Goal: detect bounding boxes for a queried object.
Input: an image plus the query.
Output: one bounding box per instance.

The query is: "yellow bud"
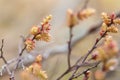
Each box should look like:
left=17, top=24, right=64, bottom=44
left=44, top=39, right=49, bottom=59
left=35, top=55, right=42, bottom=63
left=107, top=25, right=118, bottom=33
left=46, top=15, right=52, bottom=20
left=41, top=33, right=51, bottom=42
left=26, top=45, right=34, bottom=52
left=32, top=63, right=41, bottom=76
left=113, top=18, right=120, bottom=24
left=25, top=39, right=35, bottom=52
left=43, top=19, right=48, bottom=24
left=101, top=23, right=108, bottom=31
left=42, top=15, right=52, bottom=24
left=101, top=12, right=108, bottom=19
left=30, top=26, right=40, bottom=35
left=35, top=34, right=42, bottom=41
left=101, top=12, right=111, bottom=25
left=38, top=70, right=48, bottom=80
left=26, top=65, right=33, bottom=72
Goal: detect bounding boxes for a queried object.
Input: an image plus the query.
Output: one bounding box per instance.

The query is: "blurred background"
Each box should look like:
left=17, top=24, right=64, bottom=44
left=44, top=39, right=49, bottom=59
left=0, top=0, right=120, bottom=80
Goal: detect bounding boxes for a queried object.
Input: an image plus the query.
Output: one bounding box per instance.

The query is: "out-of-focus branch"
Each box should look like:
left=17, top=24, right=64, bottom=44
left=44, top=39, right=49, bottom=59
left=11, top=34, right=40, bottom=79
left=82, top=0, right=90, bottom=9
left=0, top=39, right=7, bottom=64
left=0, top=39, right=13, bottom=80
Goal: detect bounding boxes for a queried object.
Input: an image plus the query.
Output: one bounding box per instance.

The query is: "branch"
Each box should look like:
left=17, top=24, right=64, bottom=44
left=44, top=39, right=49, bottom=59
left=71, top=61, right=100, bottom=79
left=82, top=0, right=90, bottom=9
left=10, top=34, right=38, bottom=79
left=68, top=27, right=73, bottom=68
left=56, top=61, right=100, bottom=80
left=81, top=31, right=107, bottom=63
left=0, top=39, right=7, bottom=64
left=0, top=39, right=14, bottom=80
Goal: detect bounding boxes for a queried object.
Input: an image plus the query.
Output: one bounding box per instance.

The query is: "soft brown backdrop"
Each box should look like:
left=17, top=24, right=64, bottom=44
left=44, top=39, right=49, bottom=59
left=0, top=0, right=120, bottom=80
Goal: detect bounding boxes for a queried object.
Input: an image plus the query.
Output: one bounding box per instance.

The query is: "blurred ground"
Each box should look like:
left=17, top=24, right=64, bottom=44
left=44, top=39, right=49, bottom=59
left=0, top=0, right=120, bottom=80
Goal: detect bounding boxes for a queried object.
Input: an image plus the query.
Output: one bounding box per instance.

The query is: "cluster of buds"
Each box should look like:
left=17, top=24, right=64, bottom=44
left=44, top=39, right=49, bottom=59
left=67, top=8, right=95, bottom=27
left=100, top=12, right=120, bottom=36
left=92, top=36, right=118, bottom=62
left=25, top=39, right=35, bottom=52
left=25, top=15, right=52, bottom=52
left=92, top=36, right=119, bottom=70
left=92, top=36, right=119, bottom=79
left=91, top=12, right=120, bottom=80
left=21, top=55, right=48, bottom=80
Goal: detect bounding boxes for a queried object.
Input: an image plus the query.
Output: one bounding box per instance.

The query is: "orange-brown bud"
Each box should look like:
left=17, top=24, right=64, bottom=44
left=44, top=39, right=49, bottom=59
left=67, top=9, right=78, bottom=27
left=78, top=8, right=95, bottom=20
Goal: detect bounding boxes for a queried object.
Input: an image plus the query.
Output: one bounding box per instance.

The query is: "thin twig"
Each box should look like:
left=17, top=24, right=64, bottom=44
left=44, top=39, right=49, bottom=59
left=0, top=39, right=7, bottom=64
left=82, top=31, right=107, bottom=63
left=56, top=61, right=99, bottom=80
left=68, top=27, right=73, bottom=68
left=57, top=0, right=92, bottom=79
left=0, top=39, right=14, bottom=80
left=11, top=33, right=40, bottom=79
left=72, top=61, right=100, bottom=79
left=14, top=33, right=39, bottom=70
left=56, top=68, right=70, bottom=80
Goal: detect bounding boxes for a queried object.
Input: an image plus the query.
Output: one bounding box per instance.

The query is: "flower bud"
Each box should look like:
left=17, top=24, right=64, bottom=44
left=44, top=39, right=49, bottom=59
left=42, top=15, right=52, bottom=24
left=103, top=58, right=118, bottom=71
left=41, top=33, right=51, bottom=42
left=113, top=18, right=120, bottom=24
left=67, top=9, right=78, bottom=27
left=30, top=26, right=40, bottom=35
left=110, top=12, right=116, bottom=20
left=25, top=39, right=35, bottom=52
left=35, top=55, right=42, bottom=63
left=91, top=51, right=99, bottom=60
left=101, top=12, right=111, bottom=25
left=26, top=45, right=35, bottom=52
left=101, top=23, right=108, bottom=31
left=35, top=34, right=42, bottom=41
left=85, top=71, right=91, bottom=77
left=107, top=25, right=118, bottom=33
left=97, top=47, right=109, bottom=61
left=78, top=8, right=95, bottom=20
